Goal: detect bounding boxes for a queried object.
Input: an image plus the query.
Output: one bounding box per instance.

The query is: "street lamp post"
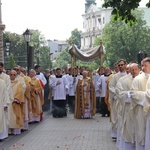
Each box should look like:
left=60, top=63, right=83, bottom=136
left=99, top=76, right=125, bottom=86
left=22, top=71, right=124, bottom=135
left=23, top=29, right=32, bottom=73
left=36, top=50, right=40, bottom=65
left=137, top=51, right=147, bottom=65
left=5, top=39, right=11, bottom=57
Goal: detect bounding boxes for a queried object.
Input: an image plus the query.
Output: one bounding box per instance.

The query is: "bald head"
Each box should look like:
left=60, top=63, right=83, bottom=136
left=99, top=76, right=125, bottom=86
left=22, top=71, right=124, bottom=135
left=130, top=63, right=140, bottom=78
left=82, top=70, right=88, bottom=78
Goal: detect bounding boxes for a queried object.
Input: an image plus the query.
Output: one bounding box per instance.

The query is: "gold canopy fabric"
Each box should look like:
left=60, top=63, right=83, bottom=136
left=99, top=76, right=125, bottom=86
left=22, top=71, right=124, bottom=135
left=68, top=44, right=105, bottom=61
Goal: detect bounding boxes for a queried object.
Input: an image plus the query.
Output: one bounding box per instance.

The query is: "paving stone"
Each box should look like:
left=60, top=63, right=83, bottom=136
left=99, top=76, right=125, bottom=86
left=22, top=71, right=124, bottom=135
left=8, top=113, right=118, bottom=150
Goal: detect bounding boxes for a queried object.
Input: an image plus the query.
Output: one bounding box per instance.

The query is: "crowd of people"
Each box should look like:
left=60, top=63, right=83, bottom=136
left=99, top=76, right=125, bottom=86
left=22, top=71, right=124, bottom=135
left=1, top=57, right=150, bottom=150
left=107, top=58, right=150, bottom=150
left=0, top=63, right=46, bottom=141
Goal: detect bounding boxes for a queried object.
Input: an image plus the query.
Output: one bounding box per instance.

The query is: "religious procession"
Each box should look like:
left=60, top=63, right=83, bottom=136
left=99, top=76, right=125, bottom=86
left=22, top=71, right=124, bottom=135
left=0, top=61, right=97, bottom=140
left=1, top=54, right=150, bottom=150
left=1, top=38, right=150, bottom=150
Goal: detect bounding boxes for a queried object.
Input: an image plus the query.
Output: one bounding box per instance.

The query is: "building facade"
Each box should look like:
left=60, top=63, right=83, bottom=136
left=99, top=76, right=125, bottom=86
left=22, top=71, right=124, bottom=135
left=81, top=1, right=150, bottom=50
left=47, top=39, right=67, bottom=62
left=81, top=2, right=112, bottom=49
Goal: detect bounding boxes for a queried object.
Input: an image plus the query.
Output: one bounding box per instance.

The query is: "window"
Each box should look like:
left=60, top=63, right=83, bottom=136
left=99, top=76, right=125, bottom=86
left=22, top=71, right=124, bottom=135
left=103, top=17, right=105, bottom=24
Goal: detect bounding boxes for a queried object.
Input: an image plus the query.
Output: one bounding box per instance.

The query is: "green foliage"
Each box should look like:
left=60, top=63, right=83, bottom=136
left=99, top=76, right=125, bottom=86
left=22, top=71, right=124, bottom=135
left=54, top=28, right=81, bottom=69
left=3, top=32, right=26, bottom=67
left=54, top=28, right=100, bottom=70
left=7, top=53, right=16, bottom=69
left=39, top=46, right=52, bottom=71
left=67, top=28, right=82, bottom=48
left=98, top=10, right=150, bottom=67
left=102, top=0, right=150, bottom=24
left=3, top=30, right=52, bottom=71
left=76, top=59, right=100, bottom=71
left=53, top=50, right=71, bottom=69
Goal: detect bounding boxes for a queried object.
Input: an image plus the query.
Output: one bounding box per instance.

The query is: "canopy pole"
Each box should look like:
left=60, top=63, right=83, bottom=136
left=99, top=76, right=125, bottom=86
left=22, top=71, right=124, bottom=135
left=70, top=41, right=76, bottom=69
left=99, top=40, right=104, bottom=67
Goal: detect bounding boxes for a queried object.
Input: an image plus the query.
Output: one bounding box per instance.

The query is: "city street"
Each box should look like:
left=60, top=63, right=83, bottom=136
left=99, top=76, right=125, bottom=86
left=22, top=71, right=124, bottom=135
left=0, top=112, right=117, bottom=150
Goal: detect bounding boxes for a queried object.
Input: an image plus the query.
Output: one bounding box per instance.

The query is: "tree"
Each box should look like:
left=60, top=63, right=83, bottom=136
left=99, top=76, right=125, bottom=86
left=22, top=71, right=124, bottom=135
left=97, top=10, right=150, bottom=67
left=76, top=59, right=100, bottom=70
left=102, top=0, right=150, bottom=24
left=7, top=53, right=16, bottom=69
left=40, top=46, right=52, bottom=71
left=53, top=50, right=71, bottom=69
left=3, top=32, right=26, bottom=67
left=67, top=28, right=82, bottom=49
left=3, top=30, right=51, bottom=70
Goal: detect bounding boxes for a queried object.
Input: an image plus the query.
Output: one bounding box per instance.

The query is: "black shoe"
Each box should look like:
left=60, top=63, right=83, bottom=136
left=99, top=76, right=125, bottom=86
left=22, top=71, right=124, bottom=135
left=112, top=137, right=117, bottom=142
left=106, top=114, right=110, bottom=117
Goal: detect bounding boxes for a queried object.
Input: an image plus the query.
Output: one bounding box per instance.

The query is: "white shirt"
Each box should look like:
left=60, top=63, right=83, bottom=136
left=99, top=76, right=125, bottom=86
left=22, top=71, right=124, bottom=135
left=36, top=72, right=47, bottom=86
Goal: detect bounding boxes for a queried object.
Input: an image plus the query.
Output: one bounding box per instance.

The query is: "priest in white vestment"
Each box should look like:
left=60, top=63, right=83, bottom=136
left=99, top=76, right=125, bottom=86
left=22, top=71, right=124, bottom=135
left=0, top=62, right=12, bottom=140
left=130, top=57, right=150, bottom=150
left=0, top=79, right=10, bottom=140
left=116, top=63, right=140, bottom=150
left=144, top=77, right=150, bottom=150
left=109, top=59, right=127, bottom=140
left=143, top=61, right=150, bottom=150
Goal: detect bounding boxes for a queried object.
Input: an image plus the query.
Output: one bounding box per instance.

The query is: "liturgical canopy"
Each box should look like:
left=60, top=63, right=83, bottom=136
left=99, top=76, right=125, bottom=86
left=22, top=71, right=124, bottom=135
left=68, top=44, right=105, bottom=62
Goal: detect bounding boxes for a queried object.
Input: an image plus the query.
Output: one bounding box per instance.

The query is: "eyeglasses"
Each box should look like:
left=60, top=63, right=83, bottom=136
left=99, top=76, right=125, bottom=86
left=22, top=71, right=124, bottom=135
left=118, top=64, right=125, bottom=67
left=14, top=68, right=19, bottom=71
left=10, top=74, right=16, bottom=76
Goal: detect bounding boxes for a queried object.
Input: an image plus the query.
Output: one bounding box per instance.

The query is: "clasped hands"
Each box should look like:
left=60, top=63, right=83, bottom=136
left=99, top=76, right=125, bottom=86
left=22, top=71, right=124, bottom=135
left=56, top=81, right=61, bottom=86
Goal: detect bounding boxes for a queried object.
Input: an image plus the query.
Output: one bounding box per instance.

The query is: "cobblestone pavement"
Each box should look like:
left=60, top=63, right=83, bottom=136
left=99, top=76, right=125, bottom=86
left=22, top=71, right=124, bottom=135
left=3, top=113, right=118, bottom=150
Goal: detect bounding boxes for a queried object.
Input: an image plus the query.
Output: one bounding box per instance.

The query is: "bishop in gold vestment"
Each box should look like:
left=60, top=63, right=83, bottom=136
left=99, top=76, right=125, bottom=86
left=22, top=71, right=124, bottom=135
left=74, top=71, right=96, bottom=119
left=29, top=69, right=44, bottom=122
left=9, top=70, right=24, bottom=135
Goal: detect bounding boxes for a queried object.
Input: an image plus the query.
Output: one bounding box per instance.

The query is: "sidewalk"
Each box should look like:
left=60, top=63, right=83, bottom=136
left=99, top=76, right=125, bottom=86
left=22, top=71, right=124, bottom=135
left=7, top=113, right=117, bottom=150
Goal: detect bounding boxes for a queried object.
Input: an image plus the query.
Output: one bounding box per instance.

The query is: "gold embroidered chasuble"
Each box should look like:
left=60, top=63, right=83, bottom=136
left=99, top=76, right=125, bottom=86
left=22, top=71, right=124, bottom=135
left=74, top=77, right=96, bottom=119
left=20, top=73, right=32, bottom=117
left=29, top=77, right=44, bottom=117
left=10, top=79, right=24, bottom=128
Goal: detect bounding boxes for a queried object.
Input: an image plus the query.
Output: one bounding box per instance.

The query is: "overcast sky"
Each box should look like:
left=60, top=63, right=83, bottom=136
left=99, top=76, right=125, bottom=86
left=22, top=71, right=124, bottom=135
left=1, top=0, right=148, bottom=41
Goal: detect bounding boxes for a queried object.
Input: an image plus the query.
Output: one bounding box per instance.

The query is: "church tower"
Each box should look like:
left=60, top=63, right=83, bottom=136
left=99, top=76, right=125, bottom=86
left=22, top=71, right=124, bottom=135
left=85, top=0, right=96, bottom=13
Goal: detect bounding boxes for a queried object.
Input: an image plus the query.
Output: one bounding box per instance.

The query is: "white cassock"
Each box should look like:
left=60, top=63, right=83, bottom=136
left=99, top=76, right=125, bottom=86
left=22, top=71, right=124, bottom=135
left=50, top=75, right=69, bottom=100
left=49, top=74, right=54, bottom=112
left=49, top=74, right=69, bottom=116
left=69, top=74, right=83, bottom=96
left=115, top=74, right=135, bottom=150
left=144, top=77, right=150, bottom=150
left=36, top=72, right=47, bottom=98
left=130, top=72, right=149, bottom=150
left=0, top=79, right=9, bottom=140
left=64, top=73, right=70, bottom=95
left=93, top=73, right=101, bottom=98
left=109, top=72, right=126, bottom=138
left=68, top=74, right=82, bottom=113
left=36, top=72, right=47, bottom=86
left=97, top=74, right=110, bottom=98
